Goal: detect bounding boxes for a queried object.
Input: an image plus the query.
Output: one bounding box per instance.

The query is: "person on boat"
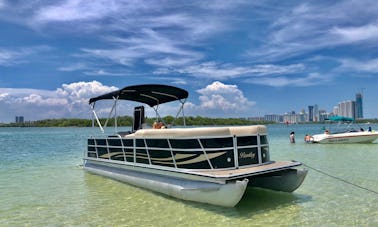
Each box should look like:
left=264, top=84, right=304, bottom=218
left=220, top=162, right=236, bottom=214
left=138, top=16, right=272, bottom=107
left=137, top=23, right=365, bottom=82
left=153, top=121, right=165, bottom=129
left=325, top=129, right=330, bottom=134
left=368, top=126, right=372, bottom=132
left=290, top=131, right=295, bottom=143
left=304, top=134, right=312, bottom=143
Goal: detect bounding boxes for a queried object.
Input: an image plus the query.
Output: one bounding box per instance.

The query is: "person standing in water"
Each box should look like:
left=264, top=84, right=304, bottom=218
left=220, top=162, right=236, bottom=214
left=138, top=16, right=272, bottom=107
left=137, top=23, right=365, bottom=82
left=290, top=131, right=295, bottom=143
left=304, top=134, right=312, bottom=143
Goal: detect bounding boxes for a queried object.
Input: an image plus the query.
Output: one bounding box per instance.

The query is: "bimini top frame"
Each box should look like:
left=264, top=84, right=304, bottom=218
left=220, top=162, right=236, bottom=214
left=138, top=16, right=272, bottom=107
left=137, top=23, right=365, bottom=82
left=89, top=84, right=188, bottom=106
left=89, top=84, right=189, bottom=132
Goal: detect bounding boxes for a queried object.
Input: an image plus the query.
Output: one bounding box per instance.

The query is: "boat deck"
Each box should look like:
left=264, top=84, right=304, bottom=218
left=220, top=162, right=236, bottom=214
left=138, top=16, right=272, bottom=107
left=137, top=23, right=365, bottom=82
left=191, top=161, right=302, bottom=179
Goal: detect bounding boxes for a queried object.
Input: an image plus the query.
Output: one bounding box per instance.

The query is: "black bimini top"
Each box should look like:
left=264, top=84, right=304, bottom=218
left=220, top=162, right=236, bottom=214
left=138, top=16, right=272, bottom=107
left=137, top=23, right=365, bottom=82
left=89, top=84, right=189, bottom=107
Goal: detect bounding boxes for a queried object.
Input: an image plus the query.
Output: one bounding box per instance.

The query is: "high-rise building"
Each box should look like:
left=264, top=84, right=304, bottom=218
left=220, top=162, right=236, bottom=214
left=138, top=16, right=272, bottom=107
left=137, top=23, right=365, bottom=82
left=355, top=93, right=363, bottom=119
left=338, top=101, right=355, bottom=119
left=308, top=106, right=314, bottom=122
left=299, top=109, right=306, bottom=122
left=283, top=113, right=298, bottom=124
left=15, top=116, right=24, bottom=123
left=333, top=106, right=339, bottom=116
left=318, top=110, right=329, bottom=122
left=314, top=104, right=319, bottom=122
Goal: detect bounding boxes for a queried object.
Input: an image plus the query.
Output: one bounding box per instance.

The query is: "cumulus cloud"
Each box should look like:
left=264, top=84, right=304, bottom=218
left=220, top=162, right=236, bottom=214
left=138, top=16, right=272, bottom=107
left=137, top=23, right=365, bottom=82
left=187, top=81, right=255, bottom=116
left=56, top=81, right=116, bottom=100
left=0, top=80, right=257, bottom=122
left=0, top=81, right=117, bottom=122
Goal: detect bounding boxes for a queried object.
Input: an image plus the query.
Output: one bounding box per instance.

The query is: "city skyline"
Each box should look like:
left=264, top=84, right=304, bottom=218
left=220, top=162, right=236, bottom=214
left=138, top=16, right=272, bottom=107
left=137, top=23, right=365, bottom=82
left=1, top=1, right=378, bottom=122
left=7, top=92, right=372, bottom=124
left=264, top=93, right=365, bottom=123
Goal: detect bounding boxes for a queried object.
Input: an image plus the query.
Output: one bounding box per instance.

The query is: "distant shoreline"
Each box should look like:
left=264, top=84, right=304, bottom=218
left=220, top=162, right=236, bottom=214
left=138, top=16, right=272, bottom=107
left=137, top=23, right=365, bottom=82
left=1, top=116, right=377, bottom=127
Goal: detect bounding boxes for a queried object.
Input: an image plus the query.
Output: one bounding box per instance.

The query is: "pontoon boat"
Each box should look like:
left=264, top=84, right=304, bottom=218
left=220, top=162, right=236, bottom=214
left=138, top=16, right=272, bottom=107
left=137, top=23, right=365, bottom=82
left=84, top=84, right=307, bottom=207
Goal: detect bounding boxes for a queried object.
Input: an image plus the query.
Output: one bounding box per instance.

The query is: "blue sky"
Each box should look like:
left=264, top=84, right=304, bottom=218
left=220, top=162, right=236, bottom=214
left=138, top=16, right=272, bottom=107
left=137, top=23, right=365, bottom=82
left=1, top=0, right=378, bottom=122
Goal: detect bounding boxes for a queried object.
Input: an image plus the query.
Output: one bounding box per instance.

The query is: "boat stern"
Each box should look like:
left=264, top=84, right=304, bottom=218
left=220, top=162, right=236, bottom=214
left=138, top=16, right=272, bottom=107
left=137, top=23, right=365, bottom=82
left=248, top=167, right=308, bottom=192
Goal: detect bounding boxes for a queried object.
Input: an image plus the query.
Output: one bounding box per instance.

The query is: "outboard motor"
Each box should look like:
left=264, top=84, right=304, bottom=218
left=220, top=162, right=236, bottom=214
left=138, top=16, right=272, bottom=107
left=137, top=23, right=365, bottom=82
left=133, top=106, right=145, bottom=132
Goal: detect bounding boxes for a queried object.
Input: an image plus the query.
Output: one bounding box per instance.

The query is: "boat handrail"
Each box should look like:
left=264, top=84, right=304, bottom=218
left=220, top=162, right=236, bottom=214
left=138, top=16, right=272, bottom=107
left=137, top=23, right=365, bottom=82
left=86, top=130, right=270, bottom=171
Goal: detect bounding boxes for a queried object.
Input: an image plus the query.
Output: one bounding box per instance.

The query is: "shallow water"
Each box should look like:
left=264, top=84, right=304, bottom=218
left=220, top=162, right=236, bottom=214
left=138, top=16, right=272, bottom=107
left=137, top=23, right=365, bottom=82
left=1, top=125, right=377, bottom=226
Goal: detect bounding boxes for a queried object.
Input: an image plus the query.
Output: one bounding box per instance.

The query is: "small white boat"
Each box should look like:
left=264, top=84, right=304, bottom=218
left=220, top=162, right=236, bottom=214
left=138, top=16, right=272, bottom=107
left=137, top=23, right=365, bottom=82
left=84, top=84, right=307, bottom=207
left=311, top=131, right=378, bottom=144
left=311, top=116, right=378, bottom=144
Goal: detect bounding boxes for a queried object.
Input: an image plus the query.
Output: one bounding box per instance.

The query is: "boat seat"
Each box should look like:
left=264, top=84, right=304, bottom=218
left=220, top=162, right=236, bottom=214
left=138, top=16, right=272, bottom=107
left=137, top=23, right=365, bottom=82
left=125, top=125, right=267, bottom=139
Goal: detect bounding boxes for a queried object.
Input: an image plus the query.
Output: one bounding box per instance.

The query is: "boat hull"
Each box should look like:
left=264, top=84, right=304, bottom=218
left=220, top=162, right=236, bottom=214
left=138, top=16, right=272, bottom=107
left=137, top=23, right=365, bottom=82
left=84, top=161, right=248, bottom=207
left=312, top=131, right=378, bottom=144
left=83, top=159, right=307, bottom=207
left=248, top=168, right=308, bottom=192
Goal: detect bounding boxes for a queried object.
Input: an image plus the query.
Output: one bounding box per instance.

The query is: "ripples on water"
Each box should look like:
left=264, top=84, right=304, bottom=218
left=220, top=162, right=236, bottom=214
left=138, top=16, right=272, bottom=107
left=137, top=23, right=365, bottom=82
left=0, top=125, right=377, bottom=226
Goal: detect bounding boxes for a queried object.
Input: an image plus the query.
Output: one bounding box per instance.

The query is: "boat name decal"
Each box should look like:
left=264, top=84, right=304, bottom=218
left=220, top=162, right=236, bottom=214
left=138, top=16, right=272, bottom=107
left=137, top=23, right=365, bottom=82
left=239, top=152, right=256, bottom=159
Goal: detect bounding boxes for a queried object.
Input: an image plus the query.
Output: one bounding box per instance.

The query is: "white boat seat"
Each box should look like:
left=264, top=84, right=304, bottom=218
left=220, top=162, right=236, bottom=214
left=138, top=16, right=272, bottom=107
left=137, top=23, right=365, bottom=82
left=125, top=125, right=267, bottom=139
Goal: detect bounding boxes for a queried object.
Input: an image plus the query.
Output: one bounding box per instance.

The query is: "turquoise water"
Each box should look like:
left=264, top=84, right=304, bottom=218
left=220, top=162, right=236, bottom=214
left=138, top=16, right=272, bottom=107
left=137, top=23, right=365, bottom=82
left=1, top=125, right=377, bottom=226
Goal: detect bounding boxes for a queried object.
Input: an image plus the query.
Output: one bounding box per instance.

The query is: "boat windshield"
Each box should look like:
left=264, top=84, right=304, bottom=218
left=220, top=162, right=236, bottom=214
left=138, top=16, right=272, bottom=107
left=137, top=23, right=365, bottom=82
left=324, top=116, right=367, bottom=134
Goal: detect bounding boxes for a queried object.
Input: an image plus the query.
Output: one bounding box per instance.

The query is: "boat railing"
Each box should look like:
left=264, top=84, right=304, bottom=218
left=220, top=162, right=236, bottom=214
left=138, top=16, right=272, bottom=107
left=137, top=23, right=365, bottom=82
left=86, top=133, right=270, bottom=170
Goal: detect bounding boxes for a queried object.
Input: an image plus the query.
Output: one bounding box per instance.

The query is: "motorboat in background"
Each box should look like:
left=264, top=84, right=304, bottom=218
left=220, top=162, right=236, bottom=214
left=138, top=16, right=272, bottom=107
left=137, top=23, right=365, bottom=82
left=311, top=116, right=378, bottom=144
left=84, top=84, right=307, bottom=207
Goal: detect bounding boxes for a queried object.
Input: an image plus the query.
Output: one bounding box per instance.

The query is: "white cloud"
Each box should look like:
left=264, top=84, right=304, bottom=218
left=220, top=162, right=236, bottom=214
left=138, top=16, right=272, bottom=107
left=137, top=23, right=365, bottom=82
left=80, top=47, right=141, bottom=66
left=146, top=57, right=197, bottom=67
left=34, top=0, right=120, bottom=22
left=82, top=29, right=203, bottom=66
left=22, top=94, right=68, bottom=106
left=191, top=81, right=255, bottom=115
left=56, top=81, right=117, bottom=103
left=0, top=88, right=56, bottom=98
left=0, top=81, right=117, bottom=122
left=83, top=69, right=127, bottom=76
left=249, top=1, right=378, bottom=61
left=0, top=46, right=52, bottom=66
left=32, top=1, right=232, bottom=37
left=155, top=62, right=305, bottom=80
left=338, top=58, right=378, bottom=73
left=245, top=72, right=330, bottom=87
left=0, top=49, right=25, bottom=66
left=330, top=23, right=378, bottom=43
left=58, top=63, right=88, bottom=72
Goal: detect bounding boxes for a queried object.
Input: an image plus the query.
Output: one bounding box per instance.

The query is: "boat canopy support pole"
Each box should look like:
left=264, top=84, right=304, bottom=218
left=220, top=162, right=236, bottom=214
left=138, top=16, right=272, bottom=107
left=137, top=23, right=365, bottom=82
left=151, top=98, right=187, bottom=127
left=114, top=97, right=118, bottom=132
left=103, top=96, right=119, bottom=131
left=172, top=98, right=187, bottom=127
left=91, top=103, right=104, bottom=133
left=152, top=105, right=165, bottom=124
left=181, top=99, right=186, bottom=126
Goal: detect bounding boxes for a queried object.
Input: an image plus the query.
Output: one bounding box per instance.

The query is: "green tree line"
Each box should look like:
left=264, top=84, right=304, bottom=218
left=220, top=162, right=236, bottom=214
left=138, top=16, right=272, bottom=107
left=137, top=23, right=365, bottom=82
left=0, top=115, right=273, bottom=127
left=2, top=116, right=377, bottom=127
